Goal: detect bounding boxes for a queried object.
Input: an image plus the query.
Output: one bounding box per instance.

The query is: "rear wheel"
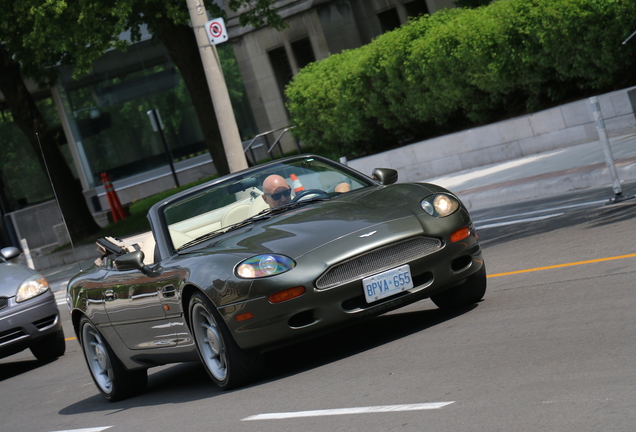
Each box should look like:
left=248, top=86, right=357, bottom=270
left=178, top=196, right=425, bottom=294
left=79, top=316, right=147, bottom=401
left=431, top=264, right=487, bottom=310
left=31, top=327, right=65, bottom=362
left=189, top=291, right=258, bottom=390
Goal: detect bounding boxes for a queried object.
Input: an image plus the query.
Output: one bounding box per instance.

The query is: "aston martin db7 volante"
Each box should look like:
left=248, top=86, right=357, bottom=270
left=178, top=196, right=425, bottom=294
left=67, top=154, right=486, bottom=401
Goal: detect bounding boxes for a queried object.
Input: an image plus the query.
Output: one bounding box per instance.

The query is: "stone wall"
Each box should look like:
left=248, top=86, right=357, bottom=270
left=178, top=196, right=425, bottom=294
left=348, top=87, right=636, bottom=182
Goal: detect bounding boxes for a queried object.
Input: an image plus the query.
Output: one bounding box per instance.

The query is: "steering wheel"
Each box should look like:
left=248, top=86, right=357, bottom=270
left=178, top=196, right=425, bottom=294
left=291, top=189, right=329, bottom=202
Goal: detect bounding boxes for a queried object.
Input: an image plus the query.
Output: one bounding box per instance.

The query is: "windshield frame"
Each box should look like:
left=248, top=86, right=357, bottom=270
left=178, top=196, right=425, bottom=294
left=148, top=155, right=376, bottom=259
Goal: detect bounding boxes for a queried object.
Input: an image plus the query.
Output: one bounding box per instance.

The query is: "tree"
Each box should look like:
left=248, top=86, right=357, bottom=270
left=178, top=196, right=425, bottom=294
left=0, top=1, right=282, bottom=240
left=0, top=2, right=120, bottom=240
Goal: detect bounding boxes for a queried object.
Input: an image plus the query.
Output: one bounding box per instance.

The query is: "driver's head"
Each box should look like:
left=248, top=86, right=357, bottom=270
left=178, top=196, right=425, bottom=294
left=262, top=174, right=292, bottom=208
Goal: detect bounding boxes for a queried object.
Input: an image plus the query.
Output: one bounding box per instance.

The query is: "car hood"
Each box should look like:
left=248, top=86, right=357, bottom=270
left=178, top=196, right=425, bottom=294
left=195, top=183, right=446, bottom=259
left=0, top=262, right=39, bottom=297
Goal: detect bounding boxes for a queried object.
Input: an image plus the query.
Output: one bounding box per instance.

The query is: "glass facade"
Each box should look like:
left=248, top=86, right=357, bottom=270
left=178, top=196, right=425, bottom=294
left=56, top=39, right=257, bottom=189
left=57, top=40, right=207, bottom=188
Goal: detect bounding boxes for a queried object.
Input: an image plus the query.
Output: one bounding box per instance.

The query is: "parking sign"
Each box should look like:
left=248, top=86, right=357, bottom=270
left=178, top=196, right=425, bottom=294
left=206, top=18, right=228, bottom=45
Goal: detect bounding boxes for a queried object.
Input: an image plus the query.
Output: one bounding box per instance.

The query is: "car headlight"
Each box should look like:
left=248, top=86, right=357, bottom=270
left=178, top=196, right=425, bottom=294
left=16, top=275, right=50, bottom=302
left=236, top=254, right=296, bottom=279
left=421, top=194, right=459, bottom=217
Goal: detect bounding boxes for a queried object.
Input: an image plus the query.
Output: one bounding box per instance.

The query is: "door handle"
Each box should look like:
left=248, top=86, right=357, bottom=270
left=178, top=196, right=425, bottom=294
left=161, top=285, right=176, bottom=298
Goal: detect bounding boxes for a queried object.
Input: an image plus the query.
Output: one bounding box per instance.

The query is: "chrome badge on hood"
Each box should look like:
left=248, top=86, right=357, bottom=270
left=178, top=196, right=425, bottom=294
left=359, top=231, right=377, bottom=238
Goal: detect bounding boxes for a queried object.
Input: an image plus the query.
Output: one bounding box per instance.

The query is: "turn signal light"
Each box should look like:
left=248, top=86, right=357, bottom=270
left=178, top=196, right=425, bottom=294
left=269, top=286, right=306, bottom=304
left=450, top=227, right=471, bottom=242
left=235, top=312, right=254, bottom=322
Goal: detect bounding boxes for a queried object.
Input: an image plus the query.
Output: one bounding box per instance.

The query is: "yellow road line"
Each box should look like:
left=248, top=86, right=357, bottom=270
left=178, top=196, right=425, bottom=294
left=488, top=253, right=636, bottom=278
left=59, top=252, right=636, bottom=342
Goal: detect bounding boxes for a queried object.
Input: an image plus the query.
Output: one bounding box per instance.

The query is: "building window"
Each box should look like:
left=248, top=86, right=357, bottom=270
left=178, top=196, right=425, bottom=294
left=268, top=46, right=294, bottom=101
left=404, top=1, right=430, bottom=18
left=291, top=38, right=316, bottom=70
left=378, top=8, right=401, bottom=33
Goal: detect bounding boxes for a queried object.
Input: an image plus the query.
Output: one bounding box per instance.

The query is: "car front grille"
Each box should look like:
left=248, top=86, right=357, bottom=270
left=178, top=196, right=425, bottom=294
left=0, top=297, right=7, bottom=311
left=0, top=328, right=27, bottom=346
left=315, top=236, right=442, bottom=290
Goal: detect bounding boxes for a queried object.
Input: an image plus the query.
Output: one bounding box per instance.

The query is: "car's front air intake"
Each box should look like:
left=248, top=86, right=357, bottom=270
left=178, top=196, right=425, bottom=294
left=315, top=237, right=442, bottom=290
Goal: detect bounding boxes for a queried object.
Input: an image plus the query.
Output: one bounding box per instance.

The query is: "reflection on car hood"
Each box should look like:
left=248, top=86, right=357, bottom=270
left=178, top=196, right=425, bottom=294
left=0, top=262, right=39, bottom=297
left=198, top=183, right=436, bottom=257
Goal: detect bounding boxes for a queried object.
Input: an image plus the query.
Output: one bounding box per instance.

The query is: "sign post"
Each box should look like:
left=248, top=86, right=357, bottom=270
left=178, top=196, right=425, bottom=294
left=147, top=109, right=180, bottom=187
left=184, top=0, right=248, bottom=173
left=589, top=96, right=633, bottom=203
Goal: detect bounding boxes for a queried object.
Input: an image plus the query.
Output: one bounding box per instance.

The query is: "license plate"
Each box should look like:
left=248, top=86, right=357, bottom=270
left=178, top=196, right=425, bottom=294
left=363, top=264, right=413, bottom=303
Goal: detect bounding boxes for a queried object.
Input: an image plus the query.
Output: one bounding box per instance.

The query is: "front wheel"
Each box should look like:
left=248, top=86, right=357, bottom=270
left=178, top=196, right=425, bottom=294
left=431, top=264, right=487, bottom=310
left=79, top=316, right=147, bottom=402
left=189, top=291, right=259, bottom=390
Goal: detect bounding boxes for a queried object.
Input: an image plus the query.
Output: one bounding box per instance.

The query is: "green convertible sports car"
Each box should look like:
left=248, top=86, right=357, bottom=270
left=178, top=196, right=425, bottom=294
left=67, top=154, right=486, bottom=401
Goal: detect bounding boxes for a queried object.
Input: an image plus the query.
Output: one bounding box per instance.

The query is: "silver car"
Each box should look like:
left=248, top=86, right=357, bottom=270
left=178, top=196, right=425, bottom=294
left=0, top=246, right=65, bottom=362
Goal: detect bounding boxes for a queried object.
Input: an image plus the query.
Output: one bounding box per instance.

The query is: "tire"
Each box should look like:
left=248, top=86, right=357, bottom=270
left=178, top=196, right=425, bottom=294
left=79, top=316, right=147, bottom=402
left=189, top=291, right=259, bottom=390
left=31, top=328, right=66, bottom=362
left=431, top=264, right=487, bottom=310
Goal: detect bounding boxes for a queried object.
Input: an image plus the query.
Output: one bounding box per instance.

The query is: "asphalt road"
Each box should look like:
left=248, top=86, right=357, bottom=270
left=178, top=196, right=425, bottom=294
left=1, top=196, right=635, bottom=432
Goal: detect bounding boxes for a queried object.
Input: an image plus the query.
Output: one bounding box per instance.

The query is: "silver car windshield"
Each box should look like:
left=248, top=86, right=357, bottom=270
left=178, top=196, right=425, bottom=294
left=163, top=157, right=371, bottom=250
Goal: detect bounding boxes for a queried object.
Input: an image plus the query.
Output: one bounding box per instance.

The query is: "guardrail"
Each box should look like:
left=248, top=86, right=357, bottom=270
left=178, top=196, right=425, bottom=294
left=243, top=126, right=301, bottom=164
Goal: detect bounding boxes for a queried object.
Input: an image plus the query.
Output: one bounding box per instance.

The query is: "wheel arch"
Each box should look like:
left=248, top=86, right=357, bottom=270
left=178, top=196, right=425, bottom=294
left=181, top=283, right=206, bottom=330
left=71, top=309, right=86, bottom=339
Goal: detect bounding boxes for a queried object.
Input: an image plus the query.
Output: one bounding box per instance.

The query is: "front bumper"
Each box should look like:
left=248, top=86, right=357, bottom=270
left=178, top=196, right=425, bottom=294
left=219, top=230, right=483, bottom=351
left=0, top=290, right=62, bottom=358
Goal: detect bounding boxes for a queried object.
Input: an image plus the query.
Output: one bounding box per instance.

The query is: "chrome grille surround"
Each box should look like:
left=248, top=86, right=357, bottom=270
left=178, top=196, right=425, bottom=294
left=315, top=237, right=442, bottom=290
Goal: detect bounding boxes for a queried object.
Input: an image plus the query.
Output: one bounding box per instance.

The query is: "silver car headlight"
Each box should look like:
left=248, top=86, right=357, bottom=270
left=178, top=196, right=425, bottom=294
left=421, top=194, right=459, bottom=217
left=236, top=254, right=296, bottom=279
left=16, top=275, right=50, bottom=302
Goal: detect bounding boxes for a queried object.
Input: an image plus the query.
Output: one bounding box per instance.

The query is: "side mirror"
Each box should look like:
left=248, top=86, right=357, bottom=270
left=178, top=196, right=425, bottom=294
left=372, top=168, right=398, bottom=185
left=114, top=250, right=147, bottom=273
left=0, top=246, right=20, bottom=261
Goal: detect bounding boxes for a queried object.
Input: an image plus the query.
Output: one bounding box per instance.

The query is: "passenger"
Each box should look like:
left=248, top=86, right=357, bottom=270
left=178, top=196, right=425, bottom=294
left=262, top=174, right=292, bottom=208
left=334, top=182, right=351, bottom=193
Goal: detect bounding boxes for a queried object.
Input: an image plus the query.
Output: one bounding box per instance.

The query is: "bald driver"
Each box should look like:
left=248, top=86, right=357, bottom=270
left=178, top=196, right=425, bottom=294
left=262, top=174, right=292, bottom=208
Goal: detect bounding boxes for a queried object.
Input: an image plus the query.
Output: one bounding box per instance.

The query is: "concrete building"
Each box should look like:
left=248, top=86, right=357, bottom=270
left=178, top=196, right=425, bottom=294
left=226, top=0, right=453, bottom=151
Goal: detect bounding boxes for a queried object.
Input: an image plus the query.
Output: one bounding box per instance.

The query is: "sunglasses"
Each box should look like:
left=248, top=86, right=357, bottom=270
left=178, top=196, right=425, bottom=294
left=265, top=189, right=292, bottom=200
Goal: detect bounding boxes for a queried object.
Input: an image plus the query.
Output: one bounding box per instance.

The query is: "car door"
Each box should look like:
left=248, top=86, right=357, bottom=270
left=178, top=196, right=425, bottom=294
left=100, top=267, right=180, bottom=350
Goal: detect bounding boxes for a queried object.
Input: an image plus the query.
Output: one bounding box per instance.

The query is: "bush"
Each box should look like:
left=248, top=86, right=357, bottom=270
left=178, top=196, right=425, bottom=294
left=286, top=0, right=636, bottom=157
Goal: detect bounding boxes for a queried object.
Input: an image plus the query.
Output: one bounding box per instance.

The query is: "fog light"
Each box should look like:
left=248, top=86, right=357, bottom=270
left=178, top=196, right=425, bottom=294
left=269, top=286, right=306, bottom=303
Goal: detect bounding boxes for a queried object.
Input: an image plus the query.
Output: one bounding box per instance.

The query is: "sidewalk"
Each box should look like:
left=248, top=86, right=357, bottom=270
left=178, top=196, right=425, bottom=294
left=423, top=133, right=636, bottom=211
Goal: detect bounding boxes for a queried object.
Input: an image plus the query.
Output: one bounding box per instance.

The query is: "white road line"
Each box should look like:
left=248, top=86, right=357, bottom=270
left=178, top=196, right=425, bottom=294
left=54, top=290, right=67, bottom=306
left=49, top=427, right=112, bottom=432
left=476, top=213, right=563, bottom=229
left=241, top=402, right=455, bottom=421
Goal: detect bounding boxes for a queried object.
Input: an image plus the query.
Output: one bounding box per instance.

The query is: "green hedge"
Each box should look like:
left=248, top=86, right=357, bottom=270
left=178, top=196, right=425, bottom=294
left=286, top=0, right=636, bottom=158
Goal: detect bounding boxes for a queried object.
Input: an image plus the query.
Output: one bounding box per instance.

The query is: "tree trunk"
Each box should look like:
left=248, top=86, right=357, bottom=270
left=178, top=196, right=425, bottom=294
left=154, top=17, right=231, bottom=176
left=0, top=45, right=100, bottom=241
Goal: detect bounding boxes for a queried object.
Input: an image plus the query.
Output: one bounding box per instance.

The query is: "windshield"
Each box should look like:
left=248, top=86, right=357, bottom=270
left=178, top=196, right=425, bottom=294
left=162, top=157, right=372, bottom=250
